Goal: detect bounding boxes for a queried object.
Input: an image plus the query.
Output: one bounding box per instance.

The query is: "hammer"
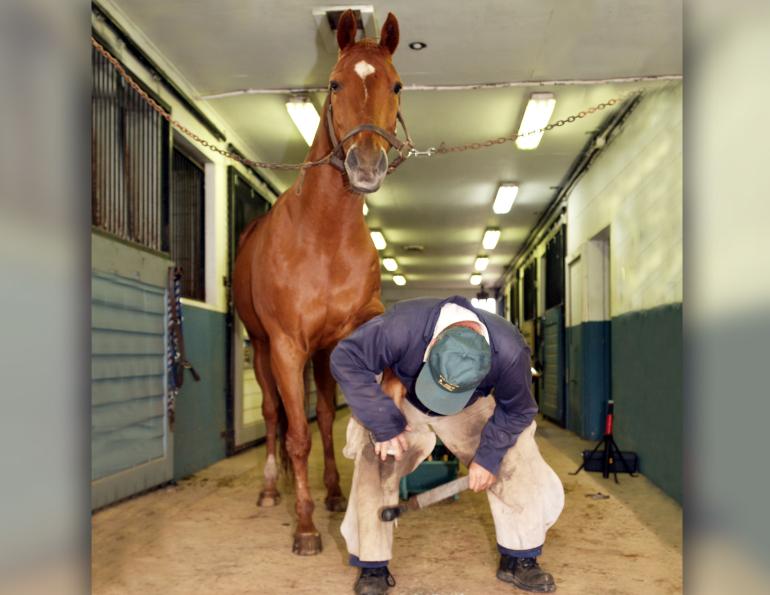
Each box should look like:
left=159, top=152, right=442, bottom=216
left=379, top=475, right=470, bottom=522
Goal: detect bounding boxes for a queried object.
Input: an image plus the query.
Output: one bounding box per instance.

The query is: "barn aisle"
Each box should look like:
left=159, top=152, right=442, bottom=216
left=92, top=408, right=681, bottom=594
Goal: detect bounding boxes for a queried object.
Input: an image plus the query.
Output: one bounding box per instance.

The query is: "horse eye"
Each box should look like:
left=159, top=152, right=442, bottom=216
left=329, top=81, right=341, bottom=92
left=393, top=82, right=403, bottom=94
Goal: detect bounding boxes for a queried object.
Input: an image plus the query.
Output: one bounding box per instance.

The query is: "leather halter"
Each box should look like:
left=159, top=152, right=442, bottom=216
left=325, top=102, right=414, bottom=174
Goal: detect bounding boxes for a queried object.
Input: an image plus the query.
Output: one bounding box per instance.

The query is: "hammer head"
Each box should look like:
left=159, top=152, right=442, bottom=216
left=379, top=505, right=405, bottom=522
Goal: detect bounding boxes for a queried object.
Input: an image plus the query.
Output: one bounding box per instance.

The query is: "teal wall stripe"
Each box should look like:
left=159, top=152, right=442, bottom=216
left=612, top=303, right=682, bottom=503
left=172, top=306, right=227, bottom=480
left=565, top=304, right=682, bottom=502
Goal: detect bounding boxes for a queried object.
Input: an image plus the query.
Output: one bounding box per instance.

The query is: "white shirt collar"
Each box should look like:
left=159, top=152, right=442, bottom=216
left=424, top=302, right=490, bottom=361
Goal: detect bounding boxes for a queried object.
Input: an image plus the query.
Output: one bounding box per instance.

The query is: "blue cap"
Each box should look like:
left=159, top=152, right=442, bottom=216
left=414, top=325, right=491, bottom=415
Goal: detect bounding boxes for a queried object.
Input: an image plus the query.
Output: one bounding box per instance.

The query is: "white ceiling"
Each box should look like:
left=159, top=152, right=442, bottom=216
left=107, top=0, right=682, bottom=302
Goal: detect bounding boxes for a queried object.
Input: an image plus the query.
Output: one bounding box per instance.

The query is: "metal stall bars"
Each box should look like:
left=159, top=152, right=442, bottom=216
left=170, top=148, right=205, bottom=301
left=91, top=42, right=169, bottom=253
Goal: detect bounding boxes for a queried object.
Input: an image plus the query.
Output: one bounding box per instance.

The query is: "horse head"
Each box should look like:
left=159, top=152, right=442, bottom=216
left=327, top=10, right=402, bottom=193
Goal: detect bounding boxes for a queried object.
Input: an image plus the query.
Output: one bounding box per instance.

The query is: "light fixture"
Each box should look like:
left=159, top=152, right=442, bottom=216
left=362, top=201, right=369, bottom=216
left=515, top=93, right=557, bottom=150
left=471, top=297, right=497, bottom=313
left=471, top=285, right=497, bottom=313
left=492, top=183, right=519, bottom=214
left=408, top=41, right=427, bottom=50
left=369, top=229, right=387, bottom=250
left=470, top=273, right=482, bottom=286
left=482, top=228, right=501, bottom=251
left=474, top=255, right=489, bottom=272
left=382, top=257, right=398, bottom=272
left=393, top=274, right=406, bottom=286
left=285, top=96, right=320, bottom=146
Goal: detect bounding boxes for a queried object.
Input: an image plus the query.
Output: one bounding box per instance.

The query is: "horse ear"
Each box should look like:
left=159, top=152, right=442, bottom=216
left=336, top=9, right=358, bottom=52
left=379, top=13, right=399, bottom=55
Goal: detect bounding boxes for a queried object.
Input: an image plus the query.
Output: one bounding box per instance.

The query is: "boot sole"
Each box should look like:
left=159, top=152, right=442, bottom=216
left=497, top=570, right=557, bottom=593
left=354, top=581, right=394, bottom=595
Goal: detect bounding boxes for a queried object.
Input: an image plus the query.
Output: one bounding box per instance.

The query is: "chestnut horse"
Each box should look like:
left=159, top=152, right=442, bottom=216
left=232, top=11, right=405, bottom=555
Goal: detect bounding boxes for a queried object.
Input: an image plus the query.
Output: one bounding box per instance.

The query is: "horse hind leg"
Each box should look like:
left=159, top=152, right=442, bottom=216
left=270, top=337, right=321, bottom=555
left=312, top=349, right=346, bottom=512
left=251, top=337, right=281, bottom=507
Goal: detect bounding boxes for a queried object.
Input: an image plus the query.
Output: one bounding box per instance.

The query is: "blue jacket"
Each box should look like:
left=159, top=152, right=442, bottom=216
left=329, top=296, right=537, bottom=476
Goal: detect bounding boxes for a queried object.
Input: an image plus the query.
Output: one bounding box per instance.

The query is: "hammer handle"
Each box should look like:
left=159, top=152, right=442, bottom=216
left=379, top=475, right=470, bottom=522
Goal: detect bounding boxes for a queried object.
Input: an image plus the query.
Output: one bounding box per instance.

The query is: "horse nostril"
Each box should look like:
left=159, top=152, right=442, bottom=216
left=376, top=149, right=388, bottom=176
left=345, top=147, right=359, bottom=170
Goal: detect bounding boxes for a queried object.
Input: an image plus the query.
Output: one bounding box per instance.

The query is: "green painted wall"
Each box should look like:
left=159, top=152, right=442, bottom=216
left=612, top=303, right=683, bottom=503
left=173, top=306, right=228, bottom=480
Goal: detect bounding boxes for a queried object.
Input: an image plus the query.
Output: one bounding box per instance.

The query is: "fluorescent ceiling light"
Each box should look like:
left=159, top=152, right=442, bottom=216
left=482, top=228, right=501, bottom=251
left=470, top=273, right=482, bottom=286
left=515, top=93, right=556, bottom=150
left=492, top=183, right=519, bottom=214
left=393, top=274, right=406, bottom=286
left=370, top=230, right=387, bottom=250
left=362, top=201, right=369, bottom=216
left=382, top=257, right=398, bottom=272
left=286, top=96, right=320, bottom=146
left=474, top=256, right=489, bottom=272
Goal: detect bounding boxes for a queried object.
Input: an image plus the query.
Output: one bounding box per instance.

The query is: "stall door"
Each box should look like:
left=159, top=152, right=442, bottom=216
left=91, top=234, right=174, bottom=509
left=566, top=255, right=584, bottom=433
left=226, top=168, right=272, bottom=451
left=540, top=305, right=566, bottom=425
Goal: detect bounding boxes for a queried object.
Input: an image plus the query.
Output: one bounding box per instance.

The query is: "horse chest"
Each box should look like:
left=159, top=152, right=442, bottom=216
left=317, top=253, right=381, bottom=345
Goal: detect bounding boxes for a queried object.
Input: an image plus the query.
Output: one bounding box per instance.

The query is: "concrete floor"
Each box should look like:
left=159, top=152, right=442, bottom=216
left=92, top=409, right=682, bottom=594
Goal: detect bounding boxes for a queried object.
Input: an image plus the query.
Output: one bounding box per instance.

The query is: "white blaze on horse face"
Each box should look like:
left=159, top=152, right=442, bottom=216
left=354, top=60, right=376, bottom=80
left=264, top=454, right=278, bottom=481
left=354, top=60, right=376, bottom=101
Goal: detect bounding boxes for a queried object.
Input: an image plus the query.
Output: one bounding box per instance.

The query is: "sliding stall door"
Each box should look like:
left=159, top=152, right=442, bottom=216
left=226, top=169, right=271, bottom=451
left=91, top=235, right=174, bottom=509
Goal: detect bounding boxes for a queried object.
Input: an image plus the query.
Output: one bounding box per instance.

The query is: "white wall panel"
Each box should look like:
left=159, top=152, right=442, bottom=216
left=567, top=83, right=682, bottom=317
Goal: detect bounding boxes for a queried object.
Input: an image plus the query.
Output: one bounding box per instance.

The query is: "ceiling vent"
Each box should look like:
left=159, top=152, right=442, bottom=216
left=312, top=5, right=377, bottom=52
left=404, top=245, right=425, bottom=253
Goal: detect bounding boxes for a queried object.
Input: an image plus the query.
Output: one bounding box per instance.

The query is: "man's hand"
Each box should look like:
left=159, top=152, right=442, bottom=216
left=374, top=425, right=412, bottom=461
left=468, top=461, right=497, bottom=492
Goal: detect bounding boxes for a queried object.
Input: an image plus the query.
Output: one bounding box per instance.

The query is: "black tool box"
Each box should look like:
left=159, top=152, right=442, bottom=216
left=581, top=450, right=639, bottom=474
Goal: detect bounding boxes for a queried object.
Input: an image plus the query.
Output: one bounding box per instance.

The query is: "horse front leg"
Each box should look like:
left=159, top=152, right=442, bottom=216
left=312, top=349, right=346, bottom=512
left=270, top=338, right=321, bottom=555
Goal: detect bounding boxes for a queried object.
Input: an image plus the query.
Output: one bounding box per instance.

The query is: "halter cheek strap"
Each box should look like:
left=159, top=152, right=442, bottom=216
left=325, top=103, right=413, bottom=174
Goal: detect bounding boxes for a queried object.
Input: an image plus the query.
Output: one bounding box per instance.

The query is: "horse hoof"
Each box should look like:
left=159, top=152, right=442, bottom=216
left=257, top=489, right=281, bottom=507
left=325, top=495, right=347, bottom=512
left=292, top=532, right=323, bottom=556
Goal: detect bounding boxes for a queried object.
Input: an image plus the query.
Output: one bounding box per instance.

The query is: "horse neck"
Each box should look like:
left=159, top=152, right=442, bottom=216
left=305, top=97, right=336, bottom=166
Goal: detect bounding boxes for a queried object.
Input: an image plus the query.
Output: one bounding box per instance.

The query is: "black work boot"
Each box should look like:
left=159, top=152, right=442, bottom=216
left=353, top=566, right=396, bottom=595
left=497, top=555, right=556, bottom=592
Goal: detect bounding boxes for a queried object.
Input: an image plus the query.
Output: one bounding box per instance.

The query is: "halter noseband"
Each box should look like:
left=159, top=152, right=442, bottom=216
left=325, top=103, right=414, bottom=174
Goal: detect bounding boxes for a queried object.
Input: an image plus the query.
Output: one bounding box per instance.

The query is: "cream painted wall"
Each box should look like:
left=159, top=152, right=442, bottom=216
left=93, top=3, right=279, bottom=313
left=567, top=83, right=682, bottom=318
